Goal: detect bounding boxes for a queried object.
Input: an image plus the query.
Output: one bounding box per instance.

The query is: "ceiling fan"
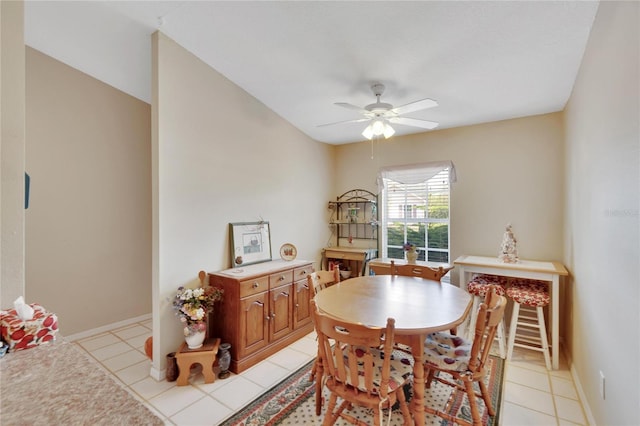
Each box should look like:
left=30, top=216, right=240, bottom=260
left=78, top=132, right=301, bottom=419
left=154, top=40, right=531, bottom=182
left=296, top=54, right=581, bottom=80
left=318, top=83, right=439, bottom=140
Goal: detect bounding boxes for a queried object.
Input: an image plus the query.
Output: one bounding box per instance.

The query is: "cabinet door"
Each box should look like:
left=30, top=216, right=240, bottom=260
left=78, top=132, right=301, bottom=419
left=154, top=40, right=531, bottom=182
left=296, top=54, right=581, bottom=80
left=269, top=284, right=293, bottom=342
left=293, top=279, right=312, bottom=329
left=239, top=292, right=269, bottom=358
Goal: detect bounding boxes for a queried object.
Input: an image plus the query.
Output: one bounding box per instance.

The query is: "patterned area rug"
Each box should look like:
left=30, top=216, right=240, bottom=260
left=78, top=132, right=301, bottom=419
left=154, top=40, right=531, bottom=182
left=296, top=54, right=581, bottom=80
left=221, top=355, right=504, bottom=425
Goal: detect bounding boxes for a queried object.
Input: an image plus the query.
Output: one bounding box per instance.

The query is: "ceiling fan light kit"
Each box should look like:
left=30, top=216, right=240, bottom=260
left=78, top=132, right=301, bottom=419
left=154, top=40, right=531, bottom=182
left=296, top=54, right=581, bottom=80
left=362, top=119, right=395, bottom=140
left=319, top=82, right=439, bottom=140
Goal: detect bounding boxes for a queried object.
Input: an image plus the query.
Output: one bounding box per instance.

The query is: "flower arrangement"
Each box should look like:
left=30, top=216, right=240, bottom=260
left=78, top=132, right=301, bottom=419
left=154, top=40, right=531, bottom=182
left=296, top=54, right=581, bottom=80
left=403, top=243, right=417, bottom=252
left=172, top=286, right=223, bottom=336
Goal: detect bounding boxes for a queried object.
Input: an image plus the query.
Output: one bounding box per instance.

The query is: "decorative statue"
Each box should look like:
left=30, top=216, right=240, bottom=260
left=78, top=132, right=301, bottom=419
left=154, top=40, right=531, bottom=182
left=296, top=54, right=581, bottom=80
left=498, top=224, right=519, bottom=263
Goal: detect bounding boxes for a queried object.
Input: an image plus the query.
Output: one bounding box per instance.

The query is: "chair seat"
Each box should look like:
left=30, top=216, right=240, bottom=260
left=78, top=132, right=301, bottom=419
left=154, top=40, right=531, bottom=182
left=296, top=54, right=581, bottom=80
left=335, top=347, right=414, bottom=394
left=506, top=280, right=550, bottom=307
left=467, top=274, right=508, bottom=297
left=424, top=332, right=473, bottom=371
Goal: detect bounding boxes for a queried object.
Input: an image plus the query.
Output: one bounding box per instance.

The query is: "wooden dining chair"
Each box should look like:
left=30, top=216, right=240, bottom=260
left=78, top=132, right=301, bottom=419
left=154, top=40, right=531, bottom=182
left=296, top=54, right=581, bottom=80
left=422, top=285, right=507, bottom=426
left=310, top=300, right=413, bottom=426
left=391, top=259, right=457, bottom=335
left=307, top=266, right=340, bottom=415
left=390, top=260, right=453, bottom=281
left=308, top=266, right=341, bottom=297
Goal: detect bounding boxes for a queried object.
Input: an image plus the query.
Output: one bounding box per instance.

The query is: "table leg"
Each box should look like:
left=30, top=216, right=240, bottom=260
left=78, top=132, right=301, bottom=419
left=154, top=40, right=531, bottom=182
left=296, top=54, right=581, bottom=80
left=314, top=350, right=324, bottom=415
left=410, top=334, right=426, bottom=426
left=551, top=275, right=559, bottom=369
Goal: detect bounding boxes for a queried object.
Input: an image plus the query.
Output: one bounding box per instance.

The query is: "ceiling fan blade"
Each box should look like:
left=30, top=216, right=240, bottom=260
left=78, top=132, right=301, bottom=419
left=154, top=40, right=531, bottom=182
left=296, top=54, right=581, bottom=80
left=390, top=98, right=438, bottom=115
left=317, top=117, right=371, bottom=128
left=388, top=116, right=439, bottom=130
left=334, top=102, right=370, bottom=114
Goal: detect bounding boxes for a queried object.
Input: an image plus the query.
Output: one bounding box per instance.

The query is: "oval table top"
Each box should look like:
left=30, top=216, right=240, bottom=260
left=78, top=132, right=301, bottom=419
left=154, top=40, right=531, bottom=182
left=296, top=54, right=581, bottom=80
left=314, top=274, right=472, bottom=335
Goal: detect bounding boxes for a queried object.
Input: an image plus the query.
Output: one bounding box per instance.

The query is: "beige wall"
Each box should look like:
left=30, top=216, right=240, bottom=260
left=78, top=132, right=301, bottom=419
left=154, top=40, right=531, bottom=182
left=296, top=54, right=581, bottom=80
left=151, top=32, right=335, bottom=375
left=15, top=5, right=640, bottom=421
left=25, top=48, right=152, bottom=335
left=335, top=112, right=565, bottom=284
left=563, top=2, right=639, bottom=424
left=1, top=0, right=26, bottom=306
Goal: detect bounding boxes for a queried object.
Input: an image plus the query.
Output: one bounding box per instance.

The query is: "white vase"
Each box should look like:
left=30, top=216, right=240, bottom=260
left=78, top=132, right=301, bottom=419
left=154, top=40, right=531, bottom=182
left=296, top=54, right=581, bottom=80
left=406, top=249, right=418, bottom=264
left=185, top=330, right=206, bottom=349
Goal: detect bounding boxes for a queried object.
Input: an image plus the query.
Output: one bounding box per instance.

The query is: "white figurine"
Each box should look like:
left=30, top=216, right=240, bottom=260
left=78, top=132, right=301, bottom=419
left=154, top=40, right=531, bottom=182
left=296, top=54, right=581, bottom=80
left=499, top=224, right=519, bottom=263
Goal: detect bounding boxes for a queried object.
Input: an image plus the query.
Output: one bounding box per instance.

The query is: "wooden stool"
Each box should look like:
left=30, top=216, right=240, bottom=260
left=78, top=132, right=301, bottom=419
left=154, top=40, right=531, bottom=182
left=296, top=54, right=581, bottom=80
left=175, top=337, right=220, bottom=386
left=466, top=274, right=508, bottom=358
left=506, top=280, right=552, bottom=370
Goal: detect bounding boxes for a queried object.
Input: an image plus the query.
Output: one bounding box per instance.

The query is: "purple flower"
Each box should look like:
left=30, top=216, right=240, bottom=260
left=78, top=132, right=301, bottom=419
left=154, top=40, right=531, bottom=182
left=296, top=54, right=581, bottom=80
left=403, top=243, right=416, bottom=251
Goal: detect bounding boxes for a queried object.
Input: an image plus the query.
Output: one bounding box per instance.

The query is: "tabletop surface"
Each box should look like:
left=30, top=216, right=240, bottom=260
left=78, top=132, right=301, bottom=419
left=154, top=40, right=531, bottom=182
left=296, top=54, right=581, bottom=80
left=314, top=275, right=472, bottom=335
left=454, top=255, right=568, bottom=275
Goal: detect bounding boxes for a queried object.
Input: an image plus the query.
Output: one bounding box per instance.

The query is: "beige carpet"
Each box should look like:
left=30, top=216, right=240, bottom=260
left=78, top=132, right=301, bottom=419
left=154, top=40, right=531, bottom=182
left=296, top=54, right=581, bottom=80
left=0, top=339, right=162, bottom=426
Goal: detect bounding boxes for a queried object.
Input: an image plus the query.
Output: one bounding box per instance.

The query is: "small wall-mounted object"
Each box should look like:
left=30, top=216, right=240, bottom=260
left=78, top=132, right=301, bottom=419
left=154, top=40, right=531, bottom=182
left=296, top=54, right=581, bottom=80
left=25, top=172, right=30, bottom=209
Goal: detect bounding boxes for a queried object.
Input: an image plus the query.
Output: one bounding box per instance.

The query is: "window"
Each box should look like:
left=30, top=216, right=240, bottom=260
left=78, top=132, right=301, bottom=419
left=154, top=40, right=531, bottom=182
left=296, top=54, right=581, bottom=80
left=377, top=162, right=455, bottom=263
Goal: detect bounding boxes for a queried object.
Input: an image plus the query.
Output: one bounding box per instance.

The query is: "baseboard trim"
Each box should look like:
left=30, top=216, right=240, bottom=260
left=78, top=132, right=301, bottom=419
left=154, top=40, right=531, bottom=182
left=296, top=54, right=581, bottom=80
left=65, top=313, right=152, bottom=342
left=564, top=346, right=596, bottom=426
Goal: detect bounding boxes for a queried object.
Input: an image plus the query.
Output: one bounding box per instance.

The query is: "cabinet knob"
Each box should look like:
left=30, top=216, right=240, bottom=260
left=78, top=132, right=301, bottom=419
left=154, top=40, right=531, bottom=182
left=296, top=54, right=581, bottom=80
left=279, top=275, right=285, bottom=281
left=252, top=282, right=259, bottom=288
left=265, top=315, right=270, bottom=321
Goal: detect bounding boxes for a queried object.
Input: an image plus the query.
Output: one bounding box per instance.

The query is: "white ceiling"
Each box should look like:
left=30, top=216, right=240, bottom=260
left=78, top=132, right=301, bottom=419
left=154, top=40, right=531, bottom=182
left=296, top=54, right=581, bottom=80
left=24, top=1, right=599, bottom=145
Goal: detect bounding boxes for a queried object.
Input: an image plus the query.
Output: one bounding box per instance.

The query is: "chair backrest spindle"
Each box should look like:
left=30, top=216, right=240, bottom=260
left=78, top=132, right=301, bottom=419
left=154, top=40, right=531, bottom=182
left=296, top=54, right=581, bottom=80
left=311, top=291, right=415, bottom=425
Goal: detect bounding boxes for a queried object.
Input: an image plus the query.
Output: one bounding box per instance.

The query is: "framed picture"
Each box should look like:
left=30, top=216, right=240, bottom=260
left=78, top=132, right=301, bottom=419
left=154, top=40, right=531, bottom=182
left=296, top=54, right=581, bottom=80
left=229, top=221, right=272, bottom=267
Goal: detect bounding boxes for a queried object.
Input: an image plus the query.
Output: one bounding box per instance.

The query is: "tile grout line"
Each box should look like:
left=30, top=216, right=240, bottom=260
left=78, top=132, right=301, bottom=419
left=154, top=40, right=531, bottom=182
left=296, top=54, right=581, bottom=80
left=75, top=321, right=587, bottom=425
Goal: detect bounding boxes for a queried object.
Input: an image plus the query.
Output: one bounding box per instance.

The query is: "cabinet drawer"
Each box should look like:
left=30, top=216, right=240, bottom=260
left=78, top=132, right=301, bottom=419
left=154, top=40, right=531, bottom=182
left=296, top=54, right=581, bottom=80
left=239, top=276, right=269, bottom=298
left=293, top=265, right=313, bottom=282
left=270, top=270, right=293, bottom=287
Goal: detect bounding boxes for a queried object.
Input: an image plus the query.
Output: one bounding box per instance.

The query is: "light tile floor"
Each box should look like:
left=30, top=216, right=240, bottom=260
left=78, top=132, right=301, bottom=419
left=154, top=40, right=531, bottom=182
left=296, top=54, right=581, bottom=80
left=73, top=319, right=588, bottom=425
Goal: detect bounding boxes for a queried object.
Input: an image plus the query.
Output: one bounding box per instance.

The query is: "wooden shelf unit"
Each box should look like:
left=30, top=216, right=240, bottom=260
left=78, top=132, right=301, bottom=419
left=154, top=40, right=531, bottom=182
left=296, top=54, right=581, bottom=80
left=325, top=189, right=378, bottom=276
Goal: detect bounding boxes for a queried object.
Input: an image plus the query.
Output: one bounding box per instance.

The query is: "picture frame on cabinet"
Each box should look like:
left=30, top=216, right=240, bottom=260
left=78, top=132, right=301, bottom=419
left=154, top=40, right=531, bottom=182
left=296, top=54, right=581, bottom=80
left=229, top=221, right=272, bottom=268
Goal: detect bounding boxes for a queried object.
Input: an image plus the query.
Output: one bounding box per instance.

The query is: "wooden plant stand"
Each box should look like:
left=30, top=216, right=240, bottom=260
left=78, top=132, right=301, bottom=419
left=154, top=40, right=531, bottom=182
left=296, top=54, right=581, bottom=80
left=175, top=337, right=220, bottom=386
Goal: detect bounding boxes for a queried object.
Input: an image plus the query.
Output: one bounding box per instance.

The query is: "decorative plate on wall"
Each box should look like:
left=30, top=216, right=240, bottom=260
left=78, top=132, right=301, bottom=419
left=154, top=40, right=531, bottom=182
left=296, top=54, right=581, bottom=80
left=279, top=243, right=297, bottom=261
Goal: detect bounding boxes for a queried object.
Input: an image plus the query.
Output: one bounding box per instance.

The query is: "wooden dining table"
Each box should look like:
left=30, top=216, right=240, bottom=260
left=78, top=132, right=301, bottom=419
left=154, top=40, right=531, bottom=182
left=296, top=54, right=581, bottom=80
left=313, top=274, right=473, bottom=426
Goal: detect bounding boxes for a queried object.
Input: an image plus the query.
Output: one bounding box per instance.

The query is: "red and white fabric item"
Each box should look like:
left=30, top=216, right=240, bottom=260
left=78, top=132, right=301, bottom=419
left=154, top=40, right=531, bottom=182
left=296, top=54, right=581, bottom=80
left=1, top=304, right=58, bottom=351
left=506, top=279, right=550, bottom=307
left=467, top=274, right=508, bottom=297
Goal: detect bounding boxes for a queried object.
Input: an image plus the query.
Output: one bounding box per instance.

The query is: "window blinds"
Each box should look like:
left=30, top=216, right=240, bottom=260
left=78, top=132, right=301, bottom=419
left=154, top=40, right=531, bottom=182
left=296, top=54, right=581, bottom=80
left=376, top=160, right=456, bottom=192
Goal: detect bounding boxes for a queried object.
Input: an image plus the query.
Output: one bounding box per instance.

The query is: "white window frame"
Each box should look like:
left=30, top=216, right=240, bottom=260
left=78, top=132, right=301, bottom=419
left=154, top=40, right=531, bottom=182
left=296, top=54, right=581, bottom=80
left=377, top=161, right=456, bottom=264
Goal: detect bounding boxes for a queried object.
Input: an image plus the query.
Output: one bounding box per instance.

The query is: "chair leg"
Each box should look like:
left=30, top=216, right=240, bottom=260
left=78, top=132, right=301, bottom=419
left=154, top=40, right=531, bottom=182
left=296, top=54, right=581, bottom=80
left=397, top=385, right=413, bottom=425
left=537, top=306, right=552, bottom=370
left=425, top=368, right=435, bottom=389
left=315, top=372, right=323, bottom=415
left=309, top=360, right=317, bottom=381
left=478, top=379, right=495, bottom=416
left=323, top=394, right=339, bottom=426
left=463, top=380, right=483, bottom=426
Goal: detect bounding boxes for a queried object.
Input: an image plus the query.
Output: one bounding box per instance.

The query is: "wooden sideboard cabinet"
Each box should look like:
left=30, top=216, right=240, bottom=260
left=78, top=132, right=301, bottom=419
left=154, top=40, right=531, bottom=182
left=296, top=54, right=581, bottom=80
left=208, top=259, right=314, bottom=374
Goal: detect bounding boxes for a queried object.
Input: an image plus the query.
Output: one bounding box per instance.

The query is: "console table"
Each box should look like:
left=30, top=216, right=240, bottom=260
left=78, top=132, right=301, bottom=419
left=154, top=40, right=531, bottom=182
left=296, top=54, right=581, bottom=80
left=208, top=259, right=314, bottom=373
left=454, top=255, right=568, bottom=369
left=322, top=247, right=377, bottom=277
